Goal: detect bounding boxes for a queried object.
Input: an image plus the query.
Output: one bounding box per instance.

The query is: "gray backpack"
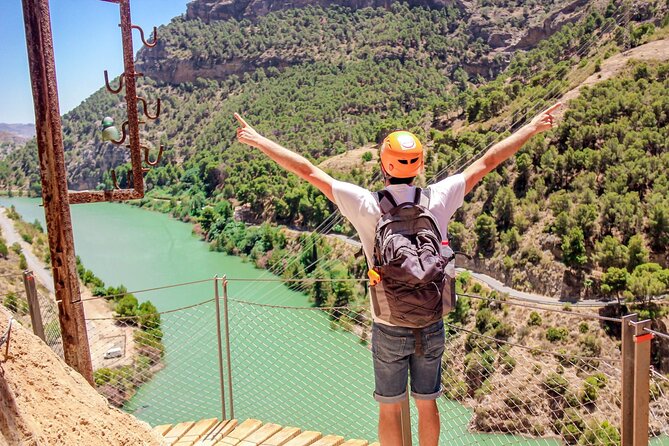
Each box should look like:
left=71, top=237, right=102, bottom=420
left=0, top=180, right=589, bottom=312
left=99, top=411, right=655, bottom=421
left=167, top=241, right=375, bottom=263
left=370, top=188, right=453, bottom=328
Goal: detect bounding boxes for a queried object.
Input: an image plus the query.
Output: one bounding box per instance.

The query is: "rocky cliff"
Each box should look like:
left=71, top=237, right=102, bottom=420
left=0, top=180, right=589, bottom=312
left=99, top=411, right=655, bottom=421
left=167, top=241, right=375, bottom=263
left=137, top=0, right=592, bottom=85
left=185, top=0, right=461, bottom=23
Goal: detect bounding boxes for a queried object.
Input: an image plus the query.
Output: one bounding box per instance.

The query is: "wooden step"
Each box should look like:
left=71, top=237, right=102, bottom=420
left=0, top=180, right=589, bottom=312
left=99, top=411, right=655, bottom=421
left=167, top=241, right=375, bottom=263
left=260, top=427, right=302, bottom=446
left=217, top=419, right=263, bottom=445
left=175, top=418, right=219, bottom=445
left=164, top=421, right=196, bottom=445
left=196, top=420, right=238, bottom=445
left=282, top=431, right=322, bottom=446
left=157, top=419, right=373, bottom=446
left=238, top=423, right=283, bottom=446
left=311, top=435, right=345, bottom=446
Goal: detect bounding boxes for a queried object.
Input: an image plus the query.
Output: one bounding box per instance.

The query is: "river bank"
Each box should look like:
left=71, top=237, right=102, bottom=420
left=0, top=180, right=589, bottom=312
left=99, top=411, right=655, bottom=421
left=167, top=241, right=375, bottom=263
left=0, top=205, right=134, bottom=370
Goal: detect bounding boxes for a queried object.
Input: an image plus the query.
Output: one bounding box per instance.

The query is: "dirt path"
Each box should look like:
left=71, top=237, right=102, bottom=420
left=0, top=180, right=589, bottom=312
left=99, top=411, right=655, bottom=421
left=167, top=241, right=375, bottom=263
left=0, top=208, right=53, bottom=294
left=557, top=38, right=669, bottom=114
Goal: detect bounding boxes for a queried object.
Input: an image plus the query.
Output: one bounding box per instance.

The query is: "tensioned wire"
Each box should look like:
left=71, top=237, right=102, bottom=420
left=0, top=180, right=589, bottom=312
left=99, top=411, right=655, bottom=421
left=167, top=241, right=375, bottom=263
left=230, top=6, right=632, bottom=302
left=82, top=283, right=657, bottom=439
left=245, top=5, right=632, bottom=296
left=90, top=300, right=222, bottom=423
left=458, top=292, right=624, bottom=323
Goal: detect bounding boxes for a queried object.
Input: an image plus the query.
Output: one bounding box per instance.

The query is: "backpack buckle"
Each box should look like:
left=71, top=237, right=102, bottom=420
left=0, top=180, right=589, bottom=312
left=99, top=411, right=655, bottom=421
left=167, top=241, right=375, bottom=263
left=368, top=269, right=382, bottom=286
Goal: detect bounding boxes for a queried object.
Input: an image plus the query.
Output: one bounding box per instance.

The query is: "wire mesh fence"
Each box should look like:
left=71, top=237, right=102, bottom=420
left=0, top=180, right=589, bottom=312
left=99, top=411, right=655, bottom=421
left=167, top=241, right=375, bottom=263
left=37, top=290, right=63, bottom=358
left=75, top=277, right=669, bottom=445
left=0, top=279, right=64, bottom=359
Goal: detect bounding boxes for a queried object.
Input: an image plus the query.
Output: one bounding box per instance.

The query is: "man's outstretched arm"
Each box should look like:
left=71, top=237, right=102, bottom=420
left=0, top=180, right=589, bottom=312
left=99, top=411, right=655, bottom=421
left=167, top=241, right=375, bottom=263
left=462, top=102, right=561, bottom=195
left=234, top=113, right=335, bottom=202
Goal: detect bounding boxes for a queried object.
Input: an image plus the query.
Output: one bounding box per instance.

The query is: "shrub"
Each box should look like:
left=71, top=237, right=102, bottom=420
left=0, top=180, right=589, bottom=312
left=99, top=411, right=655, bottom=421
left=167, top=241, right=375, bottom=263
left=19, top=254, right=27, bottom=270
left=442, top=370, right=467, bottom=401
left=3, top=292, right=19, bottom=313
left=558, top=408, right=585, bottom=444
left=137, top=301, right=161, bottom=330
left=94, top=368, right=114, bottom=386
left=465, top=349, right=496, bottom=389
left=580, top=420, right=620, bottom=446
left=446, top=295, right=470, bottom=325
left=475, top=308, right=499, bottom=333
left=0, top=241, right=8, bottom=258
left=474, top=378, right=494, bottom=400
left=528, top=311, right=542, bottom=326
left=499, top=351, right=516, bottom=374
left=578, top=322, right=589, bottom=333
left=493, top=322, right=515, bottom=340
left=579, top=334, right=602, bottom=356
left=11, top=243, right=21, bottom=254
left=546, top=326, right=570, bottom=342
left=581, top=379, right=599, bottom=404
left=544, top=372, right=569, bottom=395
left=115, top=295, right=139, bottom=321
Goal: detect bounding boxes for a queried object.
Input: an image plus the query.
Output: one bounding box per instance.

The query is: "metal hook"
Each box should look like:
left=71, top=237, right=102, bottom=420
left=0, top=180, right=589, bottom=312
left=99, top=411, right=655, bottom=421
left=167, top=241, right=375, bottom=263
left=143, top=144, right=164, bottom=167
left=132, top=25, right=158, bottom=48
left=104, top=71, right=124, bottom=94
left=110, top=121, right=130, bottom=145
left=137, top=97, right=161, bottom=120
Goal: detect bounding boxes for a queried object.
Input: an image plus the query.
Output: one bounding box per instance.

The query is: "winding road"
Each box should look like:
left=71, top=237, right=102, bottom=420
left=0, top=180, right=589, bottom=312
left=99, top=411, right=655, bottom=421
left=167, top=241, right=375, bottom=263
left=0, top=207, right=54, bottom=293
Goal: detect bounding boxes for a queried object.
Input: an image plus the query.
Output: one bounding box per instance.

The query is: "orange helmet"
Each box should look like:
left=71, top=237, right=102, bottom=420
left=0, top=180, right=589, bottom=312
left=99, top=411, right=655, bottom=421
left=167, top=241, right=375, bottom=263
left=380, top=131, right=423, bottom=178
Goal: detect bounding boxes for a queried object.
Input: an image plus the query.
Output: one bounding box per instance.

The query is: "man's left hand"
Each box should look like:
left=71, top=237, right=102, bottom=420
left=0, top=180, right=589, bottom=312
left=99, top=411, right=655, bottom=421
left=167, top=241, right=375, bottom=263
left=529, top=102, right=562, bottom=134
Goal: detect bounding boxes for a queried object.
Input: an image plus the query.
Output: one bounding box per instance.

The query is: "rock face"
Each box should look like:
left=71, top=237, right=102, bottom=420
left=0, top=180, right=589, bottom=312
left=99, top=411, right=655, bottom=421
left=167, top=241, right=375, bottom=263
left=138, top=0, right=591, bottom=85
left=185, top=0, right=460, bottom=23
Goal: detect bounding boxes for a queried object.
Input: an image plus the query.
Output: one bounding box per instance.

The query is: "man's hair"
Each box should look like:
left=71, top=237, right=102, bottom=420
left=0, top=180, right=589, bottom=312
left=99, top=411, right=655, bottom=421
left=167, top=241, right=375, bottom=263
left=388, top=176, right=415, bottom=185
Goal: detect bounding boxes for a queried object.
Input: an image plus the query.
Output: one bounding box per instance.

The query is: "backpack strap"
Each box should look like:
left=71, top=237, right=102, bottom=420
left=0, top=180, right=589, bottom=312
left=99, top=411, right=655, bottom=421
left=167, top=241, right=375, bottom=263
left=416, top=188, right=431, bottom=208
left=376, top=190, right=398, bottom=215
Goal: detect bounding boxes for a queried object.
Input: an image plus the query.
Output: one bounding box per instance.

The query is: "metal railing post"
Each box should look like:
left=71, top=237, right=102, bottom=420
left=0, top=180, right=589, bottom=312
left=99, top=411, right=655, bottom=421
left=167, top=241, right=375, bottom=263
left=223, top=277, right=234, bottom=418
left=621, top=313, right=637, bottom=446
left=400, top=386, right=412, bottom=446
left=632, top=319, right=653, bottom=446
left=213, top=275, right=226, bottom=420
left=23, top=270, right=45, bottom=342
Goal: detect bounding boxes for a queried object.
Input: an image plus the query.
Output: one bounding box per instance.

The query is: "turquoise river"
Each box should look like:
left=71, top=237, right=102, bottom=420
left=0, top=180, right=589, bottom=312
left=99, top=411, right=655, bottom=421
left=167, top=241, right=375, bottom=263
left=2, top=197, right=665, bottom=446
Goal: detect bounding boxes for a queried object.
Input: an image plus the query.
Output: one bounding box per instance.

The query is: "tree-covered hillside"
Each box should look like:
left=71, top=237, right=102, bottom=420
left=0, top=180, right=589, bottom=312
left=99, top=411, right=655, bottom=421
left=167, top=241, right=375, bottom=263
left=3, top=1, right=668, bottom=303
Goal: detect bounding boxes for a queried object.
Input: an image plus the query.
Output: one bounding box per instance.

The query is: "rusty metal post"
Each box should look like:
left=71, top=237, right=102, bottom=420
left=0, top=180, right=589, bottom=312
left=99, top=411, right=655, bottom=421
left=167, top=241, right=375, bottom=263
left=621, top=313, right=637, bottom=446
left=222, top=277, right=234, bottom=418
left=213, top=275, right=227, bottom=421
left=632, top=319, right=653, bottom=446
left=400, top=387, right=412, bottom=446
left=22, top=270, right=45, bottom=342
left=20, top=0, right=93, bottom=384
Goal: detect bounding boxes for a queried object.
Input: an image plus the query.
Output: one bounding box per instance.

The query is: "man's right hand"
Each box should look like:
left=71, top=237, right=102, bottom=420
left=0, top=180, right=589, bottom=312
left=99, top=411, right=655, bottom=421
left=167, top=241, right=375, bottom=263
left=235, top=113, right=263, bottom=148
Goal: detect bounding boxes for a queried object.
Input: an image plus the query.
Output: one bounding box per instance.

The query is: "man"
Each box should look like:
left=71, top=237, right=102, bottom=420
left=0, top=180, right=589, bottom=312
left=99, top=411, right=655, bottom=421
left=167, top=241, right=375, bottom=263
left=234, top=102, right=560, bottom=445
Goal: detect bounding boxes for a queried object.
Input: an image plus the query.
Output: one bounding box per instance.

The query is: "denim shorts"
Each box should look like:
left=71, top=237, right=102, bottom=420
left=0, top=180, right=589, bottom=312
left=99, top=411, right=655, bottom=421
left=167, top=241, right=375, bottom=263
left=371, top=319, right=445, bottom=403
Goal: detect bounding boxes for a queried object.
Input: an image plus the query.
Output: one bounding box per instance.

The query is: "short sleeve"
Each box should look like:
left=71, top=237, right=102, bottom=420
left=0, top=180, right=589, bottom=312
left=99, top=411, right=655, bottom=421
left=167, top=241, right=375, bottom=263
left=331, top=180, right=379, bottom=221
left=428, top=173, right=466, bottom=221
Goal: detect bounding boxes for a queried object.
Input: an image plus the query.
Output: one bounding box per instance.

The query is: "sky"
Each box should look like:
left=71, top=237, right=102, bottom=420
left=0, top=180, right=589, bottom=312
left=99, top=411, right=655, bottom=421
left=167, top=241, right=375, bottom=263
left=0, top=0, right=190, bottom=124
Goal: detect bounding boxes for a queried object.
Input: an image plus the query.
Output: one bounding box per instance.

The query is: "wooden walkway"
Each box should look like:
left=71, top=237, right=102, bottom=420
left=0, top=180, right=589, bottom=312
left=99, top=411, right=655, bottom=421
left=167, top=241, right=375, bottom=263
left=154, top=418, right=380, bottom=446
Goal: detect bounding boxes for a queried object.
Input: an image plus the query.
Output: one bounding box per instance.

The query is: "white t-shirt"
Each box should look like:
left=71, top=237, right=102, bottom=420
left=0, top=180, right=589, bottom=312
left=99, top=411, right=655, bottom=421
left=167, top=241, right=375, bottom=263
left=332, top=174, right=466, bottom=267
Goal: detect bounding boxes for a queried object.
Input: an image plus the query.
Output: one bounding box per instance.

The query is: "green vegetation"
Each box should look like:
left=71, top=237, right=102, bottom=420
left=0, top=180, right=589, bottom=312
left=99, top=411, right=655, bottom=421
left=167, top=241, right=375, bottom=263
left=546, top=326, right=570, bottom=342
left=3, top=3, right=667, bottom=438
left=8, top=4, right=667, bottom=308
left=528, top=311, right=542, bottom=326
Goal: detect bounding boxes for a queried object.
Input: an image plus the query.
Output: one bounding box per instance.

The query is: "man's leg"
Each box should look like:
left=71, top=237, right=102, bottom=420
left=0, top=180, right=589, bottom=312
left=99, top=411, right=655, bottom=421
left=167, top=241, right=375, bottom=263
left=409, top=320, right=445, bottom=446
left=372, top=323, right=411, bottom=445
left=378, top=402, right=403, bottom=446
left=415, top=399, right=440, bottom=446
